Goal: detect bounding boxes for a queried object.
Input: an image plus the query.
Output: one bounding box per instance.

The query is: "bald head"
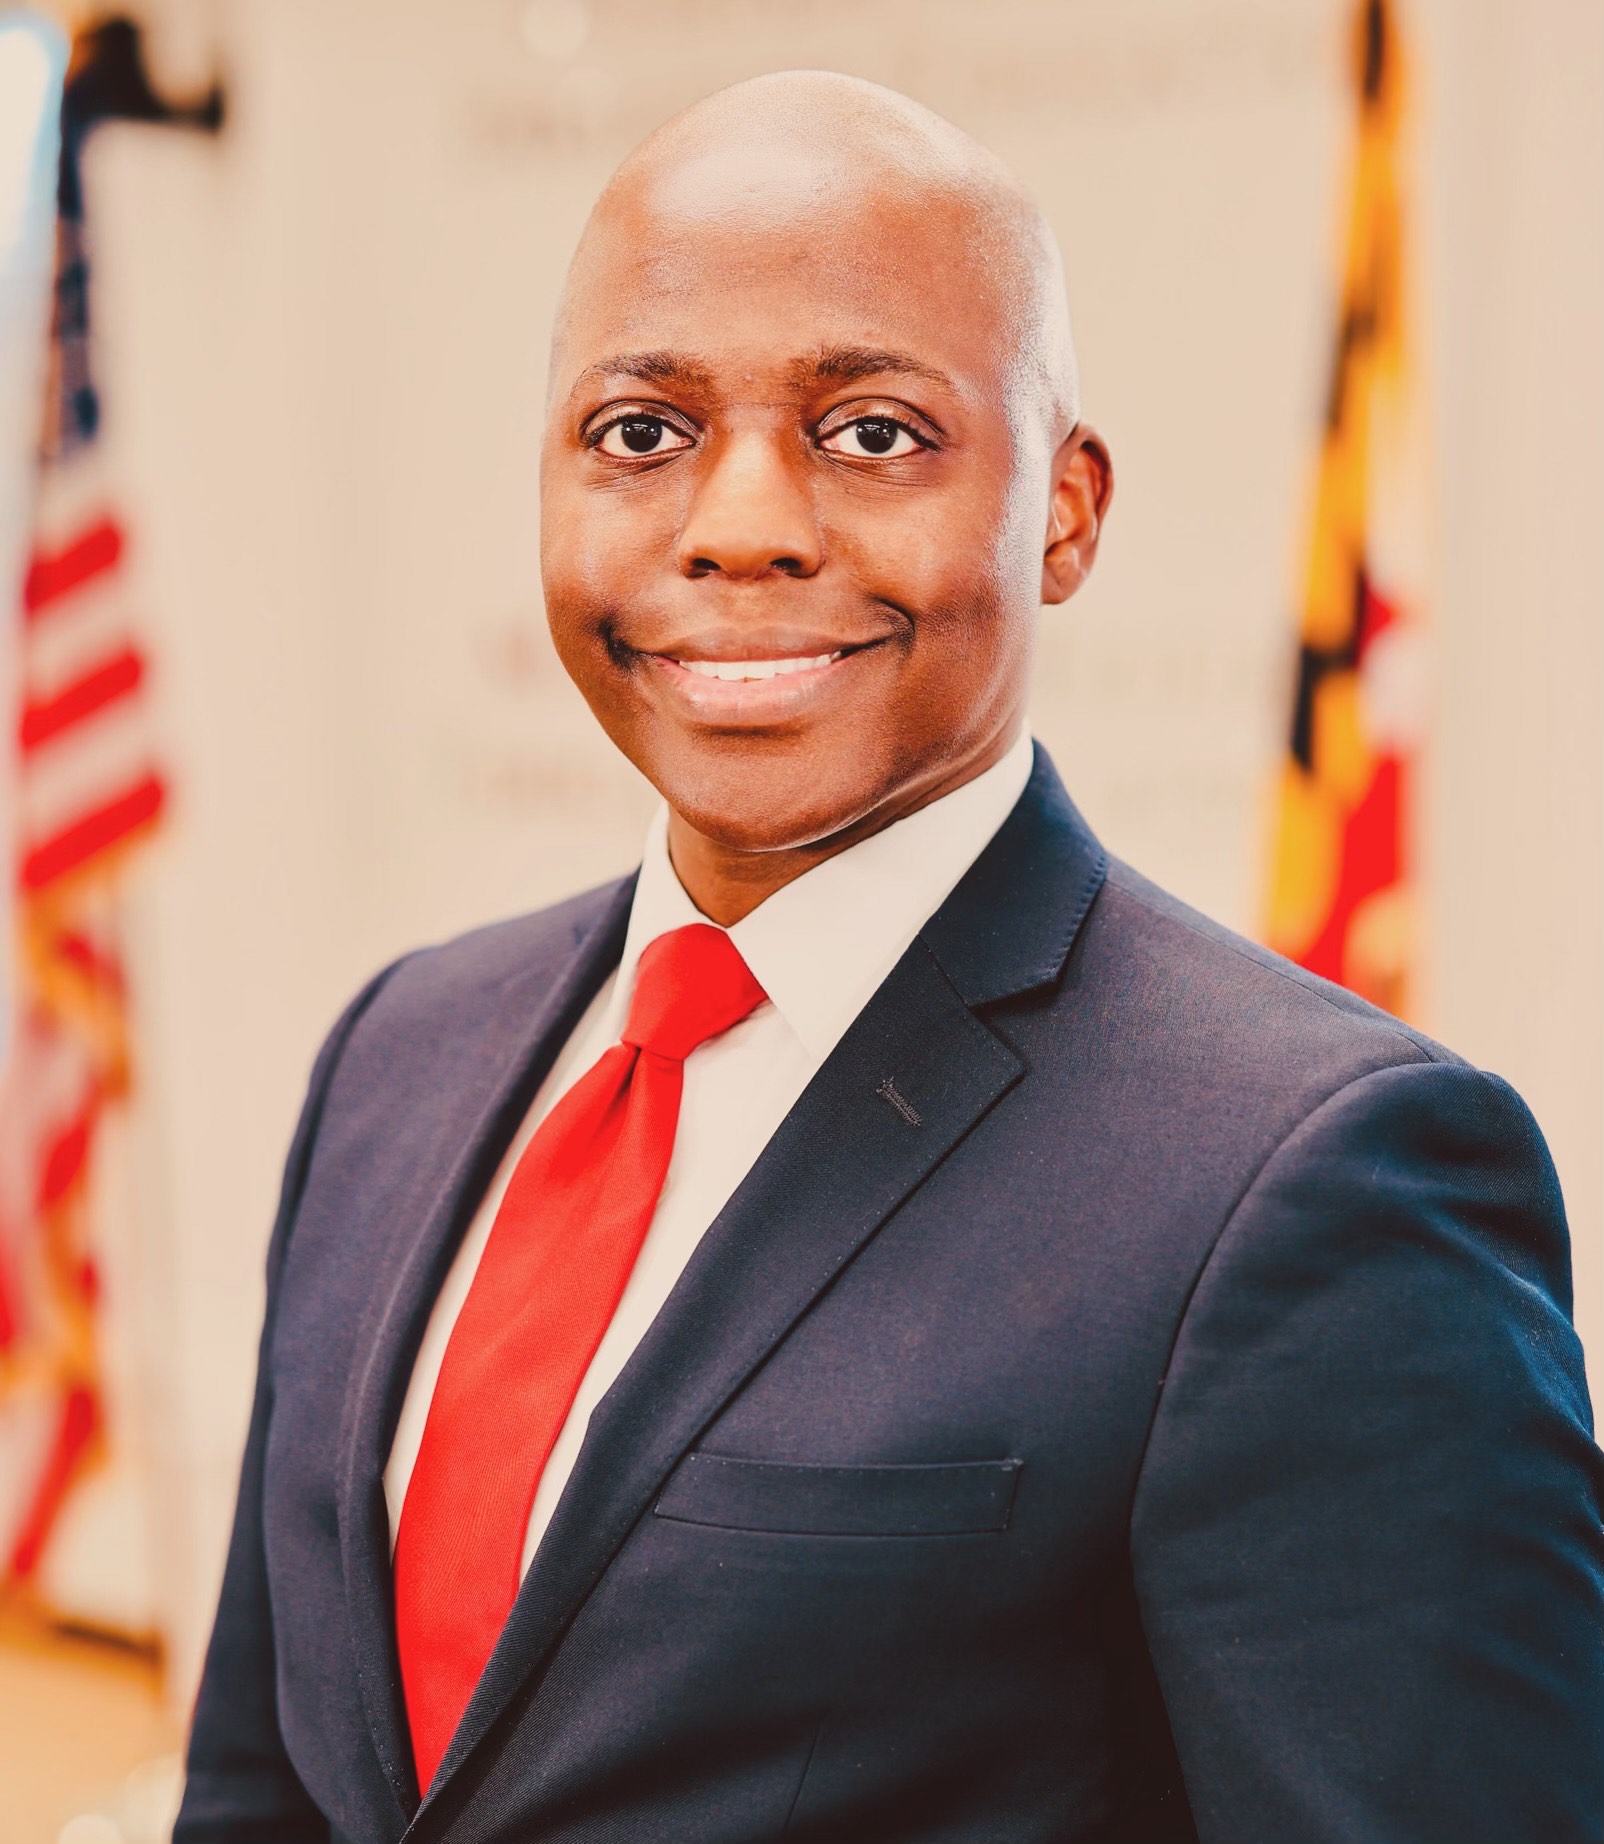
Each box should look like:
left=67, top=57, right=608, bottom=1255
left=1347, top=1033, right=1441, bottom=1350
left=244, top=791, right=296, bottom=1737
left=553, top=70, right=1080, bottom=441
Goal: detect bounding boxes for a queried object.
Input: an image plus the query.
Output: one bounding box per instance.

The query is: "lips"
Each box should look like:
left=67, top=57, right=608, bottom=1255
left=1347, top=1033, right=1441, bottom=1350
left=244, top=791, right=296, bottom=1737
left=606, top=612, right=901, bottom=726
left=639, top=640, right=878, bottom=725
left=674, top=651, right=843, bottom=681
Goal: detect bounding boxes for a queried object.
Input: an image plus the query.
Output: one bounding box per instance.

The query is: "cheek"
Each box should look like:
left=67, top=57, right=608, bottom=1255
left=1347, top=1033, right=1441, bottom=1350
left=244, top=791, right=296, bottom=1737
left=542, top=588, right=616, bottom=743
left=541, top=470, right=675, bottom=616
left=882, top=484, right=1042, bottom=720
left=838, top=453, right=1036, bottom=614
left=540, top=534, right=631, bottom=708
left=841, top=504, right=1023, bottom=671
left=543, top=519, right=624, bottom=624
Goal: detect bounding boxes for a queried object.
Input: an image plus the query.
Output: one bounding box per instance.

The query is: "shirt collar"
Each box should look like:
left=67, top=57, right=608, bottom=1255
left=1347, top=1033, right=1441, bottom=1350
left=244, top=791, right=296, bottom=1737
left=610, top=730, right=1035, bottom=1065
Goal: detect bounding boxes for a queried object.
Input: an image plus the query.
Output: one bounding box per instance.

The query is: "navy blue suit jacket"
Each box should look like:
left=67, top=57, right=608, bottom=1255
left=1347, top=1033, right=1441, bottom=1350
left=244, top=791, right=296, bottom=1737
left=176, top=749, right=1604, bottom=1843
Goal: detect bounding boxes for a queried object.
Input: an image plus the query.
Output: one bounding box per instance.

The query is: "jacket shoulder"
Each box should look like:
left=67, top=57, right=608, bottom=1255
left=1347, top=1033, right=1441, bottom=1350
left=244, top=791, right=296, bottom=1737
left=414, top=875, right=633, bottom=982
left=1089, top=857, right=1462, bottom=1075
left=339, top=873, right=634, bottom=1047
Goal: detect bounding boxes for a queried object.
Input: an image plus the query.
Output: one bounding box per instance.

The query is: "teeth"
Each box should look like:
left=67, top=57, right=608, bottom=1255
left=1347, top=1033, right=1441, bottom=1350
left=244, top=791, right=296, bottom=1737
left=676, top=652, right=841, bottom=681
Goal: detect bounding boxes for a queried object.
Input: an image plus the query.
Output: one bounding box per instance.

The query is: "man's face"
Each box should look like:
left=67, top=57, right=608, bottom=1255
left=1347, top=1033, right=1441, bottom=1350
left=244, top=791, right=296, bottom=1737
left=540, top=160, right=1090, bottom=858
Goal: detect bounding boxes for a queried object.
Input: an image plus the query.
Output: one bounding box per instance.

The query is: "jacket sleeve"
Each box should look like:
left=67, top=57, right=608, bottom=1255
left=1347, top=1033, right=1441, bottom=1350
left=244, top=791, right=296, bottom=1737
left=1131, top=1057, right=1604, bottom=1844
left=174, top=963, right=405, bottom=1843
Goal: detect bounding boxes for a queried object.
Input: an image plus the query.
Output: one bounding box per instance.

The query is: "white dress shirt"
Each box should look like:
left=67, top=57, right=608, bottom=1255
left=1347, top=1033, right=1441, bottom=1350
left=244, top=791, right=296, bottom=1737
left=384, top=730, right=1034, bottom=1580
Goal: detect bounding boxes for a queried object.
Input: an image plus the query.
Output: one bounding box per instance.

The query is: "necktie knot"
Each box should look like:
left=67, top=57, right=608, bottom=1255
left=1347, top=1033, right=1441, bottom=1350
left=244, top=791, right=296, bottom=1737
left=621, top=923, right=766, bottom=1063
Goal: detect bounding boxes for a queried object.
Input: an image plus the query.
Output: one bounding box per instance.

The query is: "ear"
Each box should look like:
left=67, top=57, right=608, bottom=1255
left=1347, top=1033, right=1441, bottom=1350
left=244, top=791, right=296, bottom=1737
left=1041, top=425, right=1114, bottom=605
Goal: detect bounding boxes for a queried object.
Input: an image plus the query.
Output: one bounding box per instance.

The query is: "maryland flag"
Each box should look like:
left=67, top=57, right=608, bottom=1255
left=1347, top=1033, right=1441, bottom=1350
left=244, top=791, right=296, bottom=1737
left=1265, top=0, right=1430, bottom=1016
left=0, top=17, right=186, bottom=1619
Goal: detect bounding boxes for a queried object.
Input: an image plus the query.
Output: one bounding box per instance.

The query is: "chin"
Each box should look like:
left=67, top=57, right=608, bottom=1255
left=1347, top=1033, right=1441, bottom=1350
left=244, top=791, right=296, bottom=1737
left=659, top=748, right=890, bottom=857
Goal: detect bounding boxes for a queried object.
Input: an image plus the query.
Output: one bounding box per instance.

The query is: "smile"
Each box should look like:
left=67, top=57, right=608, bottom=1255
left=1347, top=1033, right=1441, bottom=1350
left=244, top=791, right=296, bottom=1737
left=642, top=643, right=875, bottom=725
left=673, top=652, right=843, bottom=681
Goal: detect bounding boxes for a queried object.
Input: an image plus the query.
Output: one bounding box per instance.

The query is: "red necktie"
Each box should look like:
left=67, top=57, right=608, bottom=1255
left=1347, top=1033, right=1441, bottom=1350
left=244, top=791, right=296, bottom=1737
left=393, top=922, right=766, bottom=1790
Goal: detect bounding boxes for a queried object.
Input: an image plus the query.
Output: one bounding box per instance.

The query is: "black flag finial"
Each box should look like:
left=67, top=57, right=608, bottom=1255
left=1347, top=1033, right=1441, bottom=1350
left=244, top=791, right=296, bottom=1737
left=59, top=14, right=225, bottom=215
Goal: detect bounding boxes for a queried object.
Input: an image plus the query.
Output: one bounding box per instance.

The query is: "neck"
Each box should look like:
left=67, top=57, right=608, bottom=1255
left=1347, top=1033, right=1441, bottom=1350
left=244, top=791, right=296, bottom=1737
left=665, top=730, right=1021, bottom=927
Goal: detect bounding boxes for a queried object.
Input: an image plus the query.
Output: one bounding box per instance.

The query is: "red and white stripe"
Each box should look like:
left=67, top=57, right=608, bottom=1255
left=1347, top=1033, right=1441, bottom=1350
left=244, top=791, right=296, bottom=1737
left=16, top=459, right=165, bottom=896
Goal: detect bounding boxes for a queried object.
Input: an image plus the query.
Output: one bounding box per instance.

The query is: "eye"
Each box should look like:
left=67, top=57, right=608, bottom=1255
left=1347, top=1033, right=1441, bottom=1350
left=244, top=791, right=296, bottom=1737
left=592, top=415, right=694, bottom=459
left=819, top=416, right=926, bottom=460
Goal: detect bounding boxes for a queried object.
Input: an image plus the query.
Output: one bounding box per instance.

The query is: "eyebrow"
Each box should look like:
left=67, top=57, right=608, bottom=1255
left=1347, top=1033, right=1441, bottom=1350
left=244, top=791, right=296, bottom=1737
left=800, top=345, right=956, bottom=392
left=575, top=350, right=718, bottom=392
left=573, top=345, right=956, bottom=397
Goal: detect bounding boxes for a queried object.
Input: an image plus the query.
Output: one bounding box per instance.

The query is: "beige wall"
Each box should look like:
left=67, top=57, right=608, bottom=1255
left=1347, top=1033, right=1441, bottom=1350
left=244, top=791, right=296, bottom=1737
left=47, top=0, right=1602, bottom=1692
left=1416, top=0, right=1603, bottom=1387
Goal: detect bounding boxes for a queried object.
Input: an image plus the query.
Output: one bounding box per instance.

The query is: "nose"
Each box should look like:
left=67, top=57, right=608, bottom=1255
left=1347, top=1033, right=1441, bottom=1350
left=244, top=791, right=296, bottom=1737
left=676, top=431, right=823, bottom=580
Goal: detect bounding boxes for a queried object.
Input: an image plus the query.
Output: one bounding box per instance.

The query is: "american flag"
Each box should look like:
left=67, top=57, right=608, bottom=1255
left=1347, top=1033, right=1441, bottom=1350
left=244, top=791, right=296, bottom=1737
left=0, top=40, right=166, bottom=1598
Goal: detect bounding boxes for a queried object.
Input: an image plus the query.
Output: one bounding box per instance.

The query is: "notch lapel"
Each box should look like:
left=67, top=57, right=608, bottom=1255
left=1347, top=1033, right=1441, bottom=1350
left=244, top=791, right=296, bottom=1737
left=335, top=879, right=634, bottom=1820
left=417, top=746, right=1110, bottom=1816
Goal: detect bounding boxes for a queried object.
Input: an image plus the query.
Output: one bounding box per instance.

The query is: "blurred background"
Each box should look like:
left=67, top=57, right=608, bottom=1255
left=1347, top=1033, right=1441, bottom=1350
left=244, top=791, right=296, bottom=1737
left=0, top=0, right=1598, bottom=1836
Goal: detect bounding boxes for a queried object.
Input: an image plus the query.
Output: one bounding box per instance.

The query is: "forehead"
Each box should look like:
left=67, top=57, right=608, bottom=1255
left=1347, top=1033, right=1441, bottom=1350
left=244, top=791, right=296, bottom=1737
left=554, top=175, right=1029, bottom=401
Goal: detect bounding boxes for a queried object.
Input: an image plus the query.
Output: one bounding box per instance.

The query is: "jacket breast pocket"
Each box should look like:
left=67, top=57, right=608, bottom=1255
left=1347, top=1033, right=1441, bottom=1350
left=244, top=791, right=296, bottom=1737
left=652, top=1453, right=1022, bottom=1537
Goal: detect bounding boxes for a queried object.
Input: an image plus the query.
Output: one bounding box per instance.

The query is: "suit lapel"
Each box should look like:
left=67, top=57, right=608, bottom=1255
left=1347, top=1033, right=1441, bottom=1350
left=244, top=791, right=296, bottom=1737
left=336, top=879, right=634, bottom=1818
left=419, top=747, right=1109, bottom=1812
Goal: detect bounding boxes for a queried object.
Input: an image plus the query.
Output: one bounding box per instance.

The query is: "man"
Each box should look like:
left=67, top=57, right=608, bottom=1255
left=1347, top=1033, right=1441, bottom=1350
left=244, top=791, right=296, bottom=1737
left=176, top=72, right=1604, bottom=1844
